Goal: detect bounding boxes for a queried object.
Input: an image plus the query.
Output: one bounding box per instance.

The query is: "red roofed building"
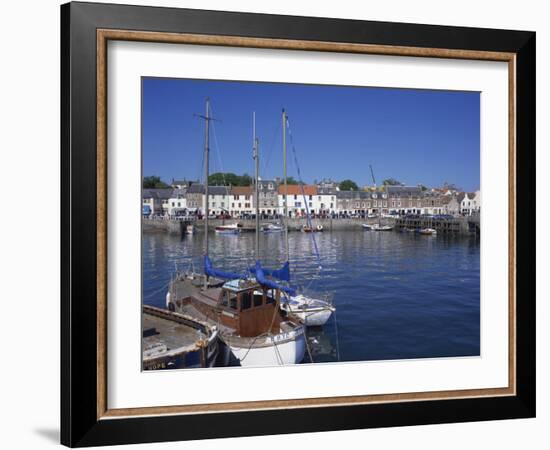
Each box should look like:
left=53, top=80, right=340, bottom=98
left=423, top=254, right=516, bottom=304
left=278, top=184, right=319, bottom=217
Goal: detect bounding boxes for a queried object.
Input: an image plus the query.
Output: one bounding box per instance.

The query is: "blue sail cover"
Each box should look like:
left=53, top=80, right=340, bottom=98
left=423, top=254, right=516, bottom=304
left=204, top=255, right=242, bottom=280
left=254, top=261, right=296, bottom=296
left=249, top=261, right=291, bottom=282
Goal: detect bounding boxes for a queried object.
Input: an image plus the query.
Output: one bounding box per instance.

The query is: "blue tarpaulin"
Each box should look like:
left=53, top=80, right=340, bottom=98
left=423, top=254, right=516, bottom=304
left=254, top=261, right=296, bottom=296
left=249, top=261, right=291, bottom=282
left=204, top=255, right=242, bottom=280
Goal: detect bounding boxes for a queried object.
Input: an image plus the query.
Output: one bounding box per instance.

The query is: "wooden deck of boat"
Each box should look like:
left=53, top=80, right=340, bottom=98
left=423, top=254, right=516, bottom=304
left=172, top=276, right=224, bottom=301
left=177, top=302, right=236, bottom=335
left=143, top=310, right=207, bottom=351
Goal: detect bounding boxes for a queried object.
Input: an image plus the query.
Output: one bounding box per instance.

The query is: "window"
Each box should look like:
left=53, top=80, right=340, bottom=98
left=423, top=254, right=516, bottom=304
left=268, top=183, right=273, bottom=189
left=295, top=202, right=302, bottom=208
left=294, top=194, right=297, bottom=200
left=240, top=292, right=252, bottom=310
left=177, top=202, right=181, bottom=207
left=143, top=199, right=148, bottom=204
left=373, top=194, right=378, bottom=199
left=238, top=203, right=241, bottom=208
left=171, top=202, right=175, bottom=207
left=233, top=195, right=238, bottom=200
left=366, top=202, right=370, bottom=208
left=309, top=202, right=312, bottom=207
left=373, top=200, right=377, bottom=207
left=309, top=195, right=312, bottom=200
left=221, top=291, right=238, bottom=310
left=245, top=195, right=250, bottom=201
left=253, top=292, right=263, bottom=307
left=392, top=201, right=396, bottom=208
left=383, top=201, right=387, bottom=207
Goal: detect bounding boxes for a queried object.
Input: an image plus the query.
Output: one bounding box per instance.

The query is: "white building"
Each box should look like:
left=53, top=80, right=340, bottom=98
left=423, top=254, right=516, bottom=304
left=230, top=186, right=254, bottom=217
left=278, top=185, right=318, bottom=217
left=460, top=190, right=481, bottom=215
left=142, top=188, right=173, bottom=216
left=167, top=188, right=187, bottom=216
left=207, top=186, right=231, bottom=216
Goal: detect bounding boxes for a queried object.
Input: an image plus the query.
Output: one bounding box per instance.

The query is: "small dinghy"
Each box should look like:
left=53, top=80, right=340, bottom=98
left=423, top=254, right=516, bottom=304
left=215, top=223, right=240, bottom=234
left=418, top=227, right=437, bottom=235
left=302, top=224, right=323, bottom=232
left=262, top=223, right=284, bottom=233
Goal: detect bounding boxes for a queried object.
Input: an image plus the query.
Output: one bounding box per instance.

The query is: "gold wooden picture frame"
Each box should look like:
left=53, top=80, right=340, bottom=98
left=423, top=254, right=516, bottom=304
left=61, top=2, right=535, bottom=447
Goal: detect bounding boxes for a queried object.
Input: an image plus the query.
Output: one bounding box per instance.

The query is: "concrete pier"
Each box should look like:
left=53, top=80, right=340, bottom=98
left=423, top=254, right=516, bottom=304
left=142, top=216, right=479, bottom=235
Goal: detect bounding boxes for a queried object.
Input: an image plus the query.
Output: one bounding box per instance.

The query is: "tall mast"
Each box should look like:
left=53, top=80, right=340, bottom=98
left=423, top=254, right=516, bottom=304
left=204, top=99, right=210, bottom=255
left=253, top=112, right=260, bottom=261
left=282, top=109, right=289, bottom=262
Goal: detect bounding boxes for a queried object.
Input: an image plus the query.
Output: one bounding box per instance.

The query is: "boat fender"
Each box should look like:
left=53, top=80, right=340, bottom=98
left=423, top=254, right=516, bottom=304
left=166, top=291, right=174, bottom=311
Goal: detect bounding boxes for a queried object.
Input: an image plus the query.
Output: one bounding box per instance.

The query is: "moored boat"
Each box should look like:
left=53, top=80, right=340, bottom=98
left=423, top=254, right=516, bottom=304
left=170, top=274, right=306, bottom=366
left=142, top=304, right=219, bottom=370
left=418, top=227, right=437, bottom=235
left=302, top=224, right=323, bottom=232
left=167, top=101, right=306, bottom=367
left=215, top=223, right=241, bottom=234
left=262, top=222, right=284, bottom=233
left=362, top=223, right=393, bottom=231
left=280, top=294, right=335, bottom=327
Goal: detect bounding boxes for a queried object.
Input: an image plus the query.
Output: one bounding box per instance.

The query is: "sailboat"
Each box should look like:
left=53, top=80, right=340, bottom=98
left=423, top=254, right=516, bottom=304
left=252, top=109, right=335, bottom=327
left=167, top=101, right=306, bottom=367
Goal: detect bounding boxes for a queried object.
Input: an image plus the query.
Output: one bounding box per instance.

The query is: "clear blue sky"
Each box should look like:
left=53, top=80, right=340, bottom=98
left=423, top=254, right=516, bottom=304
left=142, top=77, right=480, bottom=191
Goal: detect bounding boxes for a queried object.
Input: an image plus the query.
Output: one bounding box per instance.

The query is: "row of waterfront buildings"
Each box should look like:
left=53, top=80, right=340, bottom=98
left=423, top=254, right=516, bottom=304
left=143, top=179, right=481, bottom=218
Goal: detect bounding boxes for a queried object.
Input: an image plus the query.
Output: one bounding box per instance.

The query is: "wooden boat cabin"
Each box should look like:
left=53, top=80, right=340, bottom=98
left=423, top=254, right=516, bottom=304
left=180, top=279, right=286, bottom=338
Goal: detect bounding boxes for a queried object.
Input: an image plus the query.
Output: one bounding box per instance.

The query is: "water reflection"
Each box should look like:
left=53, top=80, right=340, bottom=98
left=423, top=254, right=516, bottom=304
left=143, top=230, right=480, bottom=362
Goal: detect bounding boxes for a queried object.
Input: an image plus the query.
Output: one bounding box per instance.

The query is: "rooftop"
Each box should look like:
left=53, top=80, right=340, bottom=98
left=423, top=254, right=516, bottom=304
left=278, top=185, right=318, bottom=196
left=231, top=186, right=253, bottom=195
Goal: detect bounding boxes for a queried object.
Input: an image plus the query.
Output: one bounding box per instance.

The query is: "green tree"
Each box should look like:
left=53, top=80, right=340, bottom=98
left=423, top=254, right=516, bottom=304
left=382, top=178, right=402, bottom=186
left=208, top=172, right=239, bottom=186
left=143, top=176, right=170, bottom=188
left=339, top=179, right=359, bottom=191
left=285, top=176, right=299, bottom=185
left=240, top=173, right=252, bottom=186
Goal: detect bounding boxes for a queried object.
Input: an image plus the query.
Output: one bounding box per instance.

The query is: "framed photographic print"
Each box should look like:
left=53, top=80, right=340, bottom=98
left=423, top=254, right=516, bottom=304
left=61, top=1, right=536, bottom=447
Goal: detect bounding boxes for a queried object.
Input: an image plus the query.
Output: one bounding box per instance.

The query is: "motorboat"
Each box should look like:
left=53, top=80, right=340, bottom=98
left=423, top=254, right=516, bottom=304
left=262, top=223, right=284, bottom=233
left=362, top=223, right=393, bottom=231
left=418, top=227, right=437, bottom=235
left=215, top=223, right=241, bottom=234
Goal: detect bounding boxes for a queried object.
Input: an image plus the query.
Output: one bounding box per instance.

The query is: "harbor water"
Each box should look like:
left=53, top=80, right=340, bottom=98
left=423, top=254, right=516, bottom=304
left=143, top=229, right=480, bottom=363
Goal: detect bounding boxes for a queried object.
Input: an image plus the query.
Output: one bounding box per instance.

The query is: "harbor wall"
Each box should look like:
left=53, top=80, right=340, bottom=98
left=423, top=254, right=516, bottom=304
left=142, top=216, right=479, bottom=235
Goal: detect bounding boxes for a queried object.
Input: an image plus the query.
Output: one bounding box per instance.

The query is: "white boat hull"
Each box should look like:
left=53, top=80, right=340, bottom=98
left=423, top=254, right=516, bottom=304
left=280, top=294, right=335, bottom=326
left=289, top=307, right=334, bottom=327
left=223, top=330, right=306, bottom=367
